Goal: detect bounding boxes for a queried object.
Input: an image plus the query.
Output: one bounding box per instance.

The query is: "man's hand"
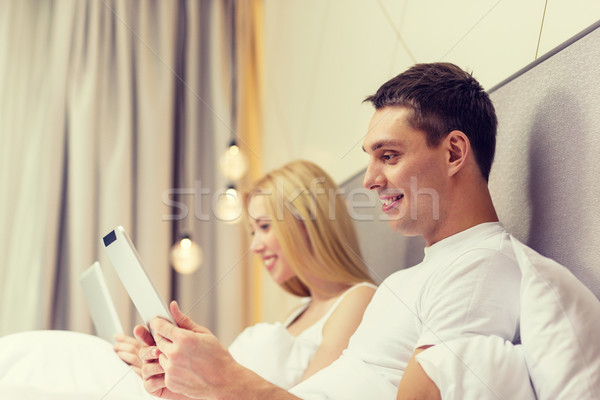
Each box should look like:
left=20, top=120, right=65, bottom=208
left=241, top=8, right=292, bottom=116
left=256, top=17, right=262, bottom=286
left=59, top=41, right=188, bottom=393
left=134, top=303, right=197, bottom=400
left=147, top=301, right=239, bottom=398
left=138, top=301, right=299, bottom=400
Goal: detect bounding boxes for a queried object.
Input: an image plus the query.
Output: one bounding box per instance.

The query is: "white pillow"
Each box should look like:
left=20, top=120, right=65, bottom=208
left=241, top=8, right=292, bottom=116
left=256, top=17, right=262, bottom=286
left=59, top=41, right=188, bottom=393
left=416, top=335, right=536, bottom=400
left=512, top=237, right=600, bottom=399
left=0, top=330, right=153, bottom=399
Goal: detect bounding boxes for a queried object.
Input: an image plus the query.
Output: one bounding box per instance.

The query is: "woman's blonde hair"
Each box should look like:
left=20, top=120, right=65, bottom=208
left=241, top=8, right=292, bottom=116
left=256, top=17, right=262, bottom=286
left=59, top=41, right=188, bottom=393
left=244, top=160, right=373, bottom=297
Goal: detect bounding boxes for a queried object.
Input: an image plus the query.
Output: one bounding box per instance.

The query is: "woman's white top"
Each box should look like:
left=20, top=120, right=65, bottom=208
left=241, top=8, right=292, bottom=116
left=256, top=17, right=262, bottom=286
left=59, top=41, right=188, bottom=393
left=228, top=282, right=376, bottom=390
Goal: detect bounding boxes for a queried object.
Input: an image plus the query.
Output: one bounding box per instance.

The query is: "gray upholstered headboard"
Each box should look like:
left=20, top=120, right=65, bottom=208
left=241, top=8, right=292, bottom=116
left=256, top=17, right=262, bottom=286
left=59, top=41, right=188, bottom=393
left=342, top=20, right=600, bottom=298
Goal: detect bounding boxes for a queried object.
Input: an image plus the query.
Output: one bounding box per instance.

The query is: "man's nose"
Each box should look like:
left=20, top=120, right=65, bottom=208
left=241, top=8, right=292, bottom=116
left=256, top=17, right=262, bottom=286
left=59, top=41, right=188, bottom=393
left=363, top=161, right=385, bottom=190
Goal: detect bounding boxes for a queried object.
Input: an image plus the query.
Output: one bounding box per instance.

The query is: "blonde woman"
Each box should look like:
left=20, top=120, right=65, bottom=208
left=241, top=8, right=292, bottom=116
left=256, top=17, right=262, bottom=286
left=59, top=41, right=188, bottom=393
left=129, top=160, right=376, bottom=397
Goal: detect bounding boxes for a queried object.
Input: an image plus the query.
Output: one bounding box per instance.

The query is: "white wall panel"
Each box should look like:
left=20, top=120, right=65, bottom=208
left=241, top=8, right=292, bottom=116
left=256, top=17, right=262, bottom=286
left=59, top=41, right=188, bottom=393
left=263, top=0, right=414, bottom=183
left=430, top=0, right=544, bottom=89
left=538, top=0, right=600, bottom=57
left=263, top=1, right=599, bottom=185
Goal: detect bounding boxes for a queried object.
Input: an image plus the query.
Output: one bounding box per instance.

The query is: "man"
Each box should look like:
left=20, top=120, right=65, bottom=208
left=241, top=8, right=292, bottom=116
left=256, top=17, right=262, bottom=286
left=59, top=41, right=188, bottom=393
left=138, top=62, right=521, bottom=400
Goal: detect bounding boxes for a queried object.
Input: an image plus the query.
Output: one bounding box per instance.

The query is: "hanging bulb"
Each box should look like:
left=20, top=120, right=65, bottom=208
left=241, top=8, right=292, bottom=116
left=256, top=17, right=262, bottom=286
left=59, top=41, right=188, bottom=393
left=215, top=186, right=242, bottom=223
left=170, top=236, right=203, bottom=274
left=219, top=139, right=249, bottom=181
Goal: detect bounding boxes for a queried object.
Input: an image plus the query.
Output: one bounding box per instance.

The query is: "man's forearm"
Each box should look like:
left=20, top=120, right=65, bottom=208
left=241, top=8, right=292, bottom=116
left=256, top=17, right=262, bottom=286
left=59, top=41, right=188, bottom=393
left=218, top=363, right=302, bottom=400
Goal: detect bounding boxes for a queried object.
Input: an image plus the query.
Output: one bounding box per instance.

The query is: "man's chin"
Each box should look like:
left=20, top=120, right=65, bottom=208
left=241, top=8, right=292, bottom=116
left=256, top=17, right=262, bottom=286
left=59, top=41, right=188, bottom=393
left=387, top=218, right=405, bottom=233
left=387, top=218, right=419, bottom=237
left=383, top=211, right=402, bottom=224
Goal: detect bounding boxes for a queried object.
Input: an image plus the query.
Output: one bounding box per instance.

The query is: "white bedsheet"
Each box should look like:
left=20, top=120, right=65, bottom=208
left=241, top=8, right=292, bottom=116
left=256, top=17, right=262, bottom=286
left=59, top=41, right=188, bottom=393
left=0, top=330, right=155, bottom=399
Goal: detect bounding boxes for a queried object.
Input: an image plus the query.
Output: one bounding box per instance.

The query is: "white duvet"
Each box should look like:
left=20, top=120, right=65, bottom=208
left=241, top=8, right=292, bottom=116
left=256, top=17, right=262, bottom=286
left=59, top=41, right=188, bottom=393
left=0, top=330, right=154, bottom=400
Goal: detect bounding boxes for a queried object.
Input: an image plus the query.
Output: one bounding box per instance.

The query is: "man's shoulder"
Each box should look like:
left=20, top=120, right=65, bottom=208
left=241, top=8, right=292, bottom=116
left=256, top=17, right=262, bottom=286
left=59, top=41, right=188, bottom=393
left=446, top=223, right=517, bottom=265
left=423, top=229, right=520, bottom=286
left=377, top=224, right=518, bottom=288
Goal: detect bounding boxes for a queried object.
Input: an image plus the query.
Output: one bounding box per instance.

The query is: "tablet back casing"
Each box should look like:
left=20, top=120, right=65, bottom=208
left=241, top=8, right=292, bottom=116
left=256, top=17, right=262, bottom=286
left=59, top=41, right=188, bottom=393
left=102, top=226, right=174, bottom=331
left=80, top=262, right=124, bottom=343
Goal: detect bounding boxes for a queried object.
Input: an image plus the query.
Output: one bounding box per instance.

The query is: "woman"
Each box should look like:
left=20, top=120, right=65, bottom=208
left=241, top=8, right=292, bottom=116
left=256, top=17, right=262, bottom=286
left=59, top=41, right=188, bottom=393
left=121, top=160, right=376, bottom=395
left=231, top=159, right=375, bottom=386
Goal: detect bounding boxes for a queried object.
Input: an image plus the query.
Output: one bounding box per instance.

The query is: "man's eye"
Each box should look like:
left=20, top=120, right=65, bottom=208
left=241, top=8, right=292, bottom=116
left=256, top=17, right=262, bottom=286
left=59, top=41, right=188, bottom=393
left=382, top=154, right=399, bottom=161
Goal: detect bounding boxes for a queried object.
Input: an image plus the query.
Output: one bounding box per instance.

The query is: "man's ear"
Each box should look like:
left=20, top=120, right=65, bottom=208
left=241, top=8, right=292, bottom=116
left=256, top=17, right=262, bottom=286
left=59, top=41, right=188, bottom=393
left=445, top=130, right=470, bottom=177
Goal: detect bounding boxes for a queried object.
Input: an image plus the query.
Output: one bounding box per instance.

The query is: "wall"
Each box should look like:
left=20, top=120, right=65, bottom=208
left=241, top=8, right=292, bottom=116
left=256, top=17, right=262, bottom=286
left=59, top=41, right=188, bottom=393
left=262, top=0, right=600, bottom=183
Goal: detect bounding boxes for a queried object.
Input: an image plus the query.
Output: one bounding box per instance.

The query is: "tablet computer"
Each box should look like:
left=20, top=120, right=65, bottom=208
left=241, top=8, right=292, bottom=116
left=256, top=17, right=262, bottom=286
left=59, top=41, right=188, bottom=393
left=102, top=226, right=175, bottom=332
left=80, top=261, right=124, bottom=344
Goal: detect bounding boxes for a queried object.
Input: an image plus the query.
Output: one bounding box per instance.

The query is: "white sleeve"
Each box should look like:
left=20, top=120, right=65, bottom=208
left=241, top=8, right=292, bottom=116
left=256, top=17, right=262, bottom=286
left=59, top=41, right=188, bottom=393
left=416, top=249, right=520, bottom=348
left=415, top=336, right=535, bottom=400
left=290, top=353, right=397, bottom=400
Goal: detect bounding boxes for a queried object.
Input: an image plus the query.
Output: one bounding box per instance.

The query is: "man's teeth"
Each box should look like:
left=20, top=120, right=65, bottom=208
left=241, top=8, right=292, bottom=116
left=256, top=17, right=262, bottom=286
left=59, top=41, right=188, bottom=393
left=382, top=195, right=403, bottom=206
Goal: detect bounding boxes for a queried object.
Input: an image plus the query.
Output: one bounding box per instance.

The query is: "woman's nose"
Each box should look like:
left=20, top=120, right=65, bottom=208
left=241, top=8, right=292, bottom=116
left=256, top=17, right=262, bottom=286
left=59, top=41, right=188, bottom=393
left=250, top=235, right=265, bottom=253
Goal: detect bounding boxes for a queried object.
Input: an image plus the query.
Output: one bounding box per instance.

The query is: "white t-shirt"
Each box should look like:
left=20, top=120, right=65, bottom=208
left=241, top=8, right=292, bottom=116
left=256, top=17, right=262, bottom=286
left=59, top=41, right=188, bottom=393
left=228, top=282, right=376, bottom=390
left=290, top=222, right=521, bottom=399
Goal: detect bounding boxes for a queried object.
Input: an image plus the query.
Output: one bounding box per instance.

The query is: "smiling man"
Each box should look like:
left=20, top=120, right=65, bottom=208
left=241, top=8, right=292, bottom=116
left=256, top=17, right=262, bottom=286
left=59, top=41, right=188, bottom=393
left=139, top=63, right=522, bottom=400
left=288, top=62, right=521, bottom=400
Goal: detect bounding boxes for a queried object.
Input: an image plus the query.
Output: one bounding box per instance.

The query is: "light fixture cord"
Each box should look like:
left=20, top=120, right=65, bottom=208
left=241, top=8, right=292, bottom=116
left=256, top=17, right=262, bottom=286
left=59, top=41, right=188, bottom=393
left=230, top=0, right=238, bottom=149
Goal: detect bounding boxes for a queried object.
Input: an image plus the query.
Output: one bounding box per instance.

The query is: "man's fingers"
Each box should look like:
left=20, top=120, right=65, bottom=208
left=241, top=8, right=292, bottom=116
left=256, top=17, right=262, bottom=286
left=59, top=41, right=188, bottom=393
left=134, top=325, right=155, bottom=346
left=149, top=317, right=178, bottom=342
left=170, top=301, right=212, bottom=334
left=170, top=301, right=195, bottom=330
left=157, top=352, right=171, bottom=370
left=141, top=357, right=165, bottom=380
left=143, top=374, right=167, bottom=396
left=139, top=345, right=161, bottom=362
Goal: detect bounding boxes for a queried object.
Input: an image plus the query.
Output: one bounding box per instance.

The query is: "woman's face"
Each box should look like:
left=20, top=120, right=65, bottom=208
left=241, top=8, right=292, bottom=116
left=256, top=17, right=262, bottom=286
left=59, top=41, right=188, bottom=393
left=247, top=195, right=296, bottom=285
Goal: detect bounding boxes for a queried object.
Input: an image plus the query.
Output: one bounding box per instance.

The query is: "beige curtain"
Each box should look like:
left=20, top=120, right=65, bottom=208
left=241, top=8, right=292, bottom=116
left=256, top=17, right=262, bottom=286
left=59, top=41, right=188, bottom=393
left=0, top=0, right=249, bottom=342
left=0, top=0, right=177, bottom=335
left=0, top=0, right=71, bottom=333
left=236, top=0, right=265, bottom=325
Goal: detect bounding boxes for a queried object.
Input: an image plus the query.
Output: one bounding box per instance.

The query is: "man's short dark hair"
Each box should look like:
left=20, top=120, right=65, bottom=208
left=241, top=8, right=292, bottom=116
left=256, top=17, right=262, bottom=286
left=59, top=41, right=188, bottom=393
left=365, top=62, right=498, bottom=181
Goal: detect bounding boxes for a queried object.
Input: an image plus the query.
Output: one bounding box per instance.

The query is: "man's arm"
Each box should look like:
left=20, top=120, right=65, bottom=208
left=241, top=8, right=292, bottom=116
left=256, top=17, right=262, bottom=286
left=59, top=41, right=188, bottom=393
left=223, top=364, right=301, bottom=400
left=396, top=346, right=441, bottom=400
